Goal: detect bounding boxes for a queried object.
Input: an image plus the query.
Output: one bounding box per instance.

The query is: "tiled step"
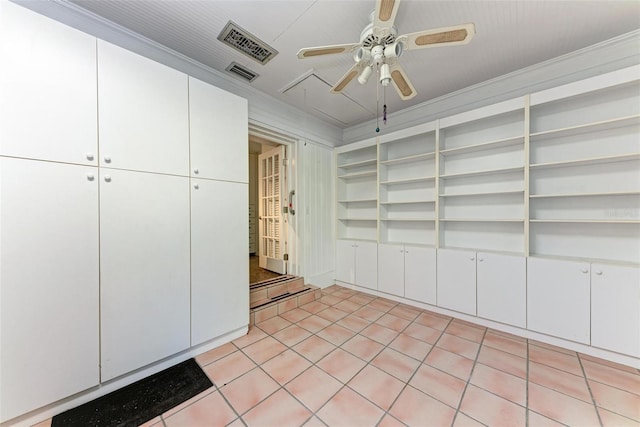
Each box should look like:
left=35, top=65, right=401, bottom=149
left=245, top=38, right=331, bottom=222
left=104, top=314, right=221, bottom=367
left=249, top=277, right=320, bottom=325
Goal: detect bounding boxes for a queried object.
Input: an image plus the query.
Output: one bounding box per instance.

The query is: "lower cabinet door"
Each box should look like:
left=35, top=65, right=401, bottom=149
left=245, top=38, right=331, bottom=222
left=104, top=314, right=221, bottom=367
left=437, top=248, right=477, bottom=315
left=355, top=240, right=378, bottom=290
left=100, top=169, right=191, bottom=381
left=335, top=239, right=355, bottom=284
left=591, top=264, right=640, bottom=357
left=0, top=158, right=99, bottom=422
left=527, top=257, right=590, bottom=344
left=191, top=179, right=249, bottom=346
left=405, top=246, right=436, bottom=305
left=378, top=243, right=405, bottom=297
left=477, top=253, right=526, bottom=328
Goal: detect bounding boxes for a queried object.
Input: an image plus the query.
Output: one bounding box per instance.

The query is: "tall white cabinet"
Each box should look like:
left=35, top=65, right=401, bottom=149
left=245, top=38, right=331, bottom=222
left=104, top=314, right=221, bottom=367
left=0, top=2, right=249, bottom=422
left=335, top=64, right=640, bottom=367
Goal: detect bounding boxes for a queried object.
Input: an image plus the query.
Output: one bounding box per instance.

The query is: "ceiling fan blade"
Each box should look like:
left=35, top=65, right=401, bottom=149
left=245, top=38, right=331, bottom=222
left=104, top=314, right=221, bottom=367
left=330, top=63, right=361, bottom=94
left=297, top=43, right=360, bottom=59
left=399, top=23, right=475, bottom=51
left=373, top=0, right=401, bottom=37
left=389, top=62, right=416, bottom=100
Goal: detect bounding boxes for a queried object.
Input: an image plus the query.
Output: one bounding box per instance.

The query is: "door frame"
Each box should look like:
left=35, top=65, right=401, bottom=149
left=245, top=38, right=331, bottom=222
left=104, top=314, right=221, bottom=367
left=249, top=123, right=298, bottom=277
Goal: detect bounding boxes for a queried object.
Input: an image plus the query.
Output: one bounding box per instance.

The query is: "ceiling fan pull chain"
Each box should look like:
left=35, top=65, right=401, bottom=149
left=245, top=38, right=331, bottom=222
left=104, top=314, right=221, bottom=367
left=383, top=85, right=387, bottom=125
left=376, top=67, right=380, bottom=133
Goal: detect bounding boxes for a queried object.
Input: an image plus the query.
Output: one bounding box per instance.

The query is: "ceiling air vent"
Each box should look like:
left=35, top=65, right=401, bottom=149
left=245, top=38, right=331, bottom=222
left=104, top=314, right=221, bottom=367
left=225, top=62, right=259, bottom=82
left=218, top=21, right=278, bottom=65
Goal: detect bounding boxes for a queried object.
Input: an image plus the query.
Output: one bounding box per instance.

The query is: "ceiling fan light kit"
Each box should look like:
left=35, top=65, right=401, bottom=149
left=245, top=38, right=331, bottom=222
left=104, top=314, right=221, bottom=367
left=297, top=0, right=475, bottom=128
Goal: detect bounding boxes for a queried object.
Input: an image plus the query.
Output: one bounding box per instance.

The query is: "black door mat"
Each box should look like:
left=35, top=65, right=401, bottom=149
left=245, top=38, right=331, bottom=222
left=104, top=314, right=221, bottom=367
left=52, top=358, right=213, bottom=427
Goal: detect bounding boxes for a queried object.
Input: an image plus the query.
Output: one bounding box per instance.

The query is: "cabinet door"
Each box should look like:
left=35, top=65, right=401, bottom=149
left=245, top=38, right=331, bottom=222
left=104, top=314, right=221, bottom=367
left=355, top=241, right=378, bottom=290
left=591, top=264, right=640, bottom=357
left=100, top=169, right=190, bottom=381
left=437, top=248, right=477, bottom=315
left=335, top=240, right=355, bottom=284
left=191, top=178, right=249, bottom=346
left=97, top=40, right=189, bottom=175
left=405, top=246, right=437, bottom=305
left=0, top=158, right=99, bottom=422
left=0, top=1, right=97, bottom=165
left=477, top=253, right=526, bottom=327
left=527, top=257, right=590, bottom=344
left=378, top=243, right=405, bottom=297
left=189, top=77, right=248, bottom=182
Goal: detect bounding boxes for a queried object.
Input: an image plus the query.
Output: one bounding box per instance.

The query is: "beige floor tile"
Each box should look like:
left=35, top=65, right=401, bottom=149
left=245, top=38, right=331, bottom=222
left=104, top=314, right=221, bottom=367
left=242, top=388, right=312, bottom=427
left=529, top=361, right=592, bottom=402
left=437, top=333, right=481, bottom=360
left=292, top=335, right=336, bottom=363
left=316, top=386, right=385, bottom=427
left=409, top=363, right=466, bottom=408
left=285, top=366, right=343, bottom=412
left=271, top=324, right=312, bottom=347
left=371, top=348, right=421, bottom=382
left=425, top=347, right=475, bottom=381
left=470, top=363, right=526, bottom=406
left=218, top=367, right=279, bottom=415
left=317, top=348, right=367, bottom=383
left=203, top=351, right=256, bottom=386
left=316, top=323, right=355, bottom=346
left=460, top=385, right=526, bottom=427
left=242, top=336, right=287, bottom=365
left=389, top=386, right=456, bottom=426
left=341, top=334, right=385, bottom=362
left=164, top=391, right=236, bottom=427
left=347, top=364, right=405, bottom=410
left=261, top=349, right=312, bottom=385
left=590, top=380, right=640, bottom=422
left=389, top=333, right=433, bottom=361
left=528, top=382, right=601, bottom=426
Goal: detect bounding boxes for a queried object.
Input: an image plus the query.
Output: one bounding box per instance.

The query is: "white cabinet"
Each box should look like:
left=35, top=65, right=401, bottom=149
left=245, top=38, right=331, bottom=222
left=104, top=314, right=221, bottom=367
left=378, top=244, right=436, bottom=305
left=437, top=248, right=477, bottom=315
left=97, top=40, right=189, bottom=176
left=476, top=253, right=526, bottom=328
left=378, top=243, right=405, bottom=296
left=0, top=1, right=97, bottom=166
left=191, top=178, right=249, bottom=346
left=527, top=257, right=591, bottom=344
left=189, top=77, right=248, bottom=182
left=335, top=240, right=377, bottom=290
left=591, top=264, right=640, bottom=357
left=0, top=157, right=99, bottom=422
left=99, top=169, right=190, bottom=381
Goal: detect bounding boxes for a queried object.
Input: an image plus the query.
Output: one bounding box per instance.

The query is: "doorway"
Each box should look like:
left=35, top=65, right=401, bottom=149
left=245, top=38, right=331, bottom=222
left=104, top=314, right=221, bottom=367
left=248, top=131, right=295, bottom=285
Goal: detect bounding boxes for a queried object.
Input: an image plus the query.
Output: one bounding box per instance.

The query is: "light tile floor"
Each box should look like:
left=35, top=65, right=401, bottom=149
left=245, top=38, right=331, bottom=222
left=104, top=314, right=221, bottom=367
left=39, top=285, right=640, bottom=427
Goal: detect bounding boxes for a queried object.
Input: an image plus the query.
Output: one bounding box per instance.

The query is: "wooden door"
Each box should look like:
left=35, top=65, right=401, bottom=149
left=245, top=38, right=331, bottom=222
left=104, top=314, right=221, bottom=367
left=258, top=145, right=286, bottom=273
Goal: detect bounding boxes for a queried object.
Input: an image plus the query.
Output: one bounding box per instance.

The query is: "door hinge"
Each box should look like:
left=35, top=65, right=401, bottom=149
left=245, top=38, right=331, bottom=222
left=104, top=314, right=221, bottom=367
left=283, top=253, right=289, bottom=261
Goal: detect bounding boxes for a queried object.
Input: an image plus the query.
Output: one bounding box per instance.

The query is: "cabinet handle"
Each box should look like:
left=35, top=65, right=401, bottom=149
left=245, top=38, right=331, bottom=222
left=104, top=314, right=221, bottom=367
left=594, top=270, right=603, bottom=275
left=104, top=175, right=111, bottom=183
left=104, top=156, right=111, bottom=164
left=470, top=257, right=475, bottom=261
left=478, top=258, right=484, bottom=262
left=86, top=153, right=94, bottom=161
left=193, top=184, right=199, bottom=190
left=86, top=174, right=95, bottom=181
left=580, top=268, right=589, bottom=274
left=193, top=169, right=199, bottom=175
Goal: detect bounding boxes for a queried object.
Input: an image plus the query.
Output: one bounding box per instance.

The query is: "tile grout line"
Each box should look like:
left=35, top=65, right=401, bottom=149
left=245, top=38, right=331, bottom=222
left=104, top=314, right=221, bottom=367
left=577, top=353, right=604, bottom=427
left=449, top=325, right=489, bottom=426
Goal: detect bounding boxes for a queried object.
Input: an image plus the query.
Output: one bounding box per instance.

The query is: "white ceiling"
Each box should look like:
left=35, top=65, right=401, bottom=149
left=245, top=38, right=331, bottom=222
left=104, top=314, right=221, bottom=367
left=68, top=0, right=640, bottom=129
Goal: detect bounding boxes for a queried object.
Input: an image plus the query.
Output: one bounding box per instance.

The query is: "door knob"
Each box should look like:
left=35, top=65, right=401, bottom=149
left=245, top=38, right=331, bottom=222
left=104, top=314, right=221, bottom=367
left=86, top=153, right=94, bottom=161
left=193, top=169, right=199, bottom=175
left=86, top=174, right=95, bottom=181
left=104, top=176, right=111, bottom=183
left=104, top=156, right=111, bottom=164
left=594, top=270, right=603, bottom=275
left=193, top=184, right=199, bottom=190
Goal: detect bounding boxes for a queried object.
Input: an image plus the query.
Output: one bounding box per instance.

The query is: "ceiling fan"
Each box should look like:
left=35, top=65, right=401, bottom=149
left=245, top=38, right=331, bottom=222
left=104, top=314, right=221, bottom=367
left=297, top=0, right=475, bottom=101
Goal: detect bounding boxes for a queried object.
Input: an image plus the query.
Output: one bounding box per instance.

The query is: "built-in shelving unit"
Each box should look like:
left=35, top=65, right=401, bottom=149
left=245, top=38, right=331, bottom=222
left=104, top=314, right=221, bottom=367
left=438, top=98, right=526, bottom=254
left=336, top=140, right=378, bottom=241
left=529, top=66, right=640, bottom=264
left=335, top=65, right=640, bottom=265
left=378, top=123, right=437, bottom=246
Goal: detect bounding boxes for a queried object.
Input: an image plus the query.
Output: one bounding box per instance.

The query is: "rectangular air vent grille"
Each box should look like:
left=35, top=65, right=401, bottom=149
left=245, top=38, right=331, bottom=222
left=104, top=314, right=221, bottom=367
left=218, top=21, right=278, bottom=65
left=226, top=62, right=259, bottom=82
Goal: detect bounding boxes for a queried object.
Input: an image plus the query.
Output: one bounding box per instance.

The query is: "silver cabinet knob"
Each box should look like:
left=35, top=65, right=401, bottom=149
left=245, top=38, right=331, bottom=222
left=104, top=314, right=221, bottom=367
left=86, top=174, right=95, bottom=181
left=104, top=175, right=111, bottom=183
left=193, top=169, right=199, bottom=175
left=595, top=270, right=603, bottom=275
left=86, top=153, right=94, bottom=161
left=580, top=268, right=589, bottom=274
left=470, top=257, right=475, bottom=261
left=104, top=156, right=111, bottom=163
left=193, top=184, right=199, bottom=190
left=478, top=258, right=484, bottom=262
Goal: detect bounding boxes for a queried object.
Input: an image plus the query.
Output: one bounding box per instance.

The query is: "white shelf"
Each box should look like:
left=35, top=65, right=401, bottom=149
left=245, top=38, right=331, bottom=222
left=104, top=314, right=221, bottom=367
left=530, top=219, right=640, bottom=224
left=337, top=170, right=377, bottom=179
left=530, top=191, right=640, bottom=199
left=440, top=246, right=525, bottom=257
left=337, top=158, right=377, bottom=169
left=338, top=218, right=377, bottom=221
left=440, top=190, right=524, bottom=198
left=338, top=198, right=377, bottom=203
left=440, top=166, right=524, bottom=180
left=530, top=114, right=640, bottom=142
left=380, top=176, right=436, bottom=185
left=529, top=153, right=640, bottom=170
left=440, top=135, right=524, bottom=156
left=441, top=218, right=524, bottom=222
left=380, top=218, right=435, bottom=222
left=380, top=152, right=435, bottom=165
left=380, top=200, right=435, bottom=205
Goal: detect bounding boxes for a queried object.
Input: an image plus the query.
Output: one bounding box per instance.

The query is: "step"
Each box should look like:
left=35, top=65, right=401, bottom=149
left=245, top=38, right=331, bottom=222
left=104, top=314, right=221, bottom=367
left=250, top=275, right=305, bottom=306
left=250, top=282, right=321, bottom=325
